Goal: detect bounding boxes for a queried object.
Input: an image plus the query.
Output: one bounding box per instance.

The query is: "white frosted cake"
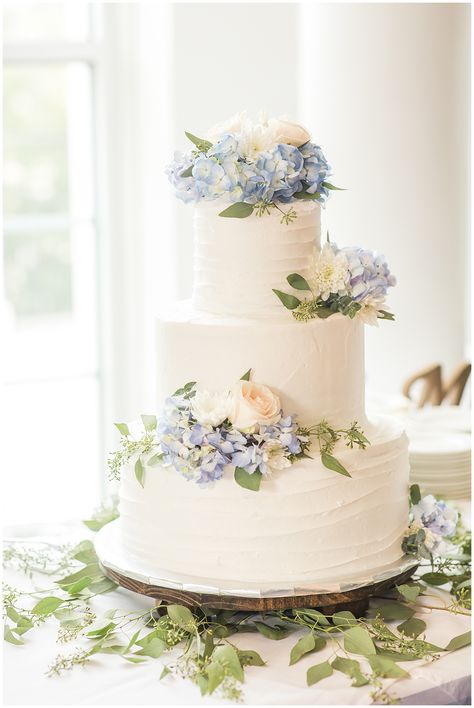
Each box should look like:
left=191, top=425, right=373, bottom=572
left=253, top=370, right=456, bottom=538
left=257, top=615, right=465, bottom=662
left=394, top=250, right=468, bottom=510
left=113, top=114, right=410, bottom=589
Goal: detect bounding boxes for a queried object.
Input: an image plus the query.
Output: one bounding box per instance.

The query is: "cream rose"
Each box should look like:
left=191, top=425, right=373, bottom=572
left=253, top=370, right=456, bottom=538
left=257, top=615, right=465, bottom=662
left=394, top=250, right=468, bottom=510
left=229, top=381, right=281, bottom=431
left=268, top=118, right=311, bottom=147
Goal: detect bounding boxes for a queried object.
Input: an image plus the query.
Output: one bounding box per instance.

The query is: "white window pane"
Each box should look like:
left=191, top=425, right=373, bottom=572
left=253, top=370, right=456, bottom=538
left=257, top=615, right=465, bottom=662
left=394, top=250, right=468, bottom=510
left=3, top=2, right=92, bottom=43
left=3, top=377, right=101, bottom=525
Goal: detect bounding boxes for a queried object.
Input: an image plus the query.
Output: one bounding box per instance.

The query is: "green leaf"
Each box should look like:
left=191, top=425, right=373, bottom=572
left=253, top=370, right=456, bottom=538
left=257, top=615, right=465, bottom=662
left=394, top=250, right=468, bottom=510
left=343, top=626, right=376, bottom=656
left=289, top=631, right=315, bottom=665
left=254, top=621, right=290, bottom=640
left=290, top=632, right=326, bottom=665
left=372, top=601, right=415, bottom=621
left=4, top=626, right=24, bottom=645
left=124, top=655, right=147, bottom=663
left=321, top=451, right=351, bottom=477
left=207, top=661, right=225, bottom=693
left=180, top=165, right=193, bottom=178
left=396, top=583, right=421, bottom=603
left=287, top=273, right=311, bottom=291
left=71, top=540, right=98, bottom=565
left=240, top=368, right=252, bottom=381
left=410, top=483, right=421, bottom=504
left=114, top=422, right=130, bottom=436
left=234, top=467, right=262, bottom=492
left=6, top=607, right=20, bottom=623
left=321, top=181, right=346, bottom=191
left=378, top=309, right=395, bottom=321
left=315, top=306, right=336, bottom=319
left=307, top=660, right=333, bottom=686
left=272, top=289, right=301, bottom=310
left=397, top=617, right=426, bottom=638
left=136, top=637, right=167, bottom=658
left=159, top=666, right=171, bottom=680
left=135, top=456, right=145, bottom=487
left=86, top=621, right=117, bottom=638
left=31, top=596, right=64, bottom=616
left=375, top=649, right=420, bottom=662
left=368, top=656, right=409, bottom=678
left=203, top=630, right=214, bottom=659
left=218, top=202, right=254, bottom=219
left=66, top=576, right=94, bottom=595
left=184, top=131, right=212, bottom=153
left=444, top=631, right=471, bottom=652
left=141, top=414, right=157, bottom=431
left=237, top=649, right=266, bottom=666
left=196, top=674, right=208, bottom=696
left=88, top=577, right=117, bottom=594
left=58, top=564, right=103, bottom=589
left=82, top=519, right=104, bottom=532
left=294, top=190, right=321, bottom=201
left=147, top=453, right=164, bottom=466
left=124, top=629, right=141, bottom=654
left=332, top=611, right=358, bottom=629
left=421, top=572, right=449, bottom=586
left=295, top=608, right=330, bottom=626
left=167, top=604, right=196, bottom=630
left=212, top=645, right=244, bottom=681
left=332, top=656, right=368, bottom=686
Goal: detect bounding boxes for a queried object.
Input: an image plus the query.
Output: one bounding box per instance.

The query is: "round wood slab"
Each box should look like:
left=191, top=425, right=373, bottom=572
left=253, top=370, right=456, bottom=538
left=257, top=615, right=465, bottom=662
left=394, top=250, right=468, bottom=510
left=102, top=564, right=417, bottom=616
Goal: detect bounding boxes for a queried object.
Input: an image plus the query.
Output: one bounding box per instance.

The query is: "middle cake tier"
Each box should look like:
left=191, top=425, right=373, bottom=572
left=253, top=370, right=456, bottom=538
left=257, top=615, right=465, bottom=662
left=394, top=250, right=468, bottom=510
left=156, top=301, right=368, bottom=429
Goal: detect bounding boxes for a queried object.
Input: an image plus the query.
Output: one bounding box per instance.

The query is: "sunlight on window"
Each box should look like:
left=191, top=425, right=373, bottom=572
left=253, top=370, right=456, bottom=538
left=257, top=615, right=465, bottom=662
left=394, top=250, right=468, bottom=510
left=3, top=1, right=101, bottom=525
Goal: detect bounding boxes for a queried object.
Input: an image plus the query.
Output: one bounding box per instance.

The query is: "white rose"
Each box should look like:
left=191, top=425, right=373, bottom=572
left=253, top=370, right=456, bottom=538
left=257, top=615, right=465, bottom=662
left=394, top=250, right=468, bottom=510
left=268, top=118, right=311, bottom=147
left=206, top=111, right=249, bottom=143
left=191, top=389, right=234, bottom=428
left=229, top=381, right=281, bottom=431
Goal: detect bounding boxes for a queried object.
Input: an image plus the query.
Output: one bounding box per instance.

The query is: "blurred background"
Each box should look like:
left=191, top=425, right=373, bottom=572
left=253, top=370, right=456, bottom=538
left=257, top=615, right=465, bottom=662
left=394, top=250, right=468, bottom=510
left=3, top=2, right=470, bottom=524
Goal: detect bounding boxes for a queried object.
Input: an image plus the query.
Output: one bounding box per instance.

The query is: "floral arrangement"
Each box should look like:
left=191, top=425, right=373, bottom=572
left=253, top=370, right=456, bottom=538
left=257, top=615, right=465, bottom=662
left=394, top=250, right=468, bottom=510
left=109, top=372, right=369, bottom=491
left=404, top=485, right=460, bottom=559
left=273, top=240, right=396, bottom=325
left=3, top=494, right=470, bottom=705
left=166, top=112, right=341, bottom=224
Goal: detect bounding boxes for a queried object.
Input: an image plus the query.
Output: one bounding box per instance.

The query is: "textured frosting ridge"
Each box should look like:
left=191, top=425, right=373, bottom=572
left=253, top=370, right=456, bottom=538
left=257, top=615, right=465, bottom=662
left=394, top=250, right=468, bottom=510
left=193, top=200, right=321, bottom=316
left=118, top=417, right=409, bottom=585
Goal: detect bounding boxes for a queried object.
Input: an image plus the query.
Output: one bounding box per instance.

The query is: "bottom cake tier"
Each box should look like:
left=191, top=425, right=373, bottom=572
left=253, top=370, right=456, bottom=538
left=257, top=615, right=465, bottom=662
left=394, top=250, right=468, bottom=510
left=117, top=416, right=409, bottom=587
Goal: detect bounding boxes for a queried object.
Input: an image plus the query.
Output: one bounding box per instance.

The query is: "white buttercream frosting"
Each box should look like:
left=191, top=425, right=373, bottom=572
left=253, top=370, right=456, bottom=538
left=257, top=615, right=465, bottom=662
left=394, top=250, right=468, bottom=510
left=192, top=200, right=321, bottom=317
left=118, top=416, right=409, bottom=586
left=156, top=302, right=367, bottom=429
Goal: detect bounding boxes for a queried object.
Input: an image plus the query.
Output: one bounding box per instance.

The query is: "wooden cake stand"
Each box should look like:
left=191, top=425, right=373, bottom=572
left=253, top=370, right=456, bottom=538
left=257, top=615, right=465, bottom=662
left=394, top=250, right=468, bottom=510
left=101, top=564, right=417, bottom=617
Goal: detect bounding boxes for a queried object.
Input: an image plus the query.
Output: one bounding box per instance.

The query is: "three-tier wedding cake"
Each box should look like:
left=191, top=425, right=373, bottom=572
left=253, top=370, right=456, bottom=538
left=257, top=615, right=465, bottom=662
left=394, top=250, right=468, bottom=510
left=112, top=113, right=410, bottom=590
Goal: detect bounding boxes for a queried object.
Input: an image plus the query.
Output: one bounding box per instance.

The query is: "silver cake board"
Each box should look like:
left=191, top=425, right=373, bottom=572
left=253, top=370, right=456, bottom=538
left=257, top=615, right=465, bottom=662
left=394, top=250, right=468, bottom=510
left=95, top=521, right=418, bottom=614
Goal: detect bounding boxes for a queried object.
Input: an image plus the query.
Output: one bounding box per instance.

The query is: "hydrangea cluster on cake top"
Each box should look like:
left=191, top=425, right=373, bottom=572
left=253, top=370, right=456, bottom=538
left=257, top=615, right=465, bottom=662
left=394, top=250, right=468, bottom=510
left=109, top=371, right=369, bottom=492
left=274, top=240, right=397, bottom=325
left=166, top=112, right=340, bottom=223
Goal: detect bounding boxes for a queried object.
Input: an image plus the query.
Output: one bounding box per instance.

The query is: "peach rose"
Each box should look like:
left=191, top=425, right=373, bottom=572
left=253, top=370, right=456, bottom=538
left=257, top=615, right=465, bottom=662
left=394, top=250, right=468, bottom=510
left=229, top=381, right=281, bottom=431
left=268, top=118, right=311, bottom=147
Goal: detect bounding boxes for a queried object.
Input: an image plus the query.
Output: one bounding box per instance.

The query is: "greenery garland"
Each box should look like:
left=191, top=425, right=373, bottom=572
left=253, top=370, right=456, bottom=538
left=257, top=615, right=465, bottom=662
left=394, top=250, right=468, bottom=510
left=3, top=499, right=471, bottom=705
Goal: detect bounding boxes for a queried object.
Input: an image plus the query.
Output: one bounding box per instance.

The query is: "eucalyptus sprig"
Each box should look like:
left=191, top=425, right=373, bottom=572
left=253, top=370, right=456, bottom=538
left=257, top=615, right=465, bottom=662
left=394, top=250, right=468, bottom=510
left=3, top=501, right=471, bottom=704
left=296, top=420, right=370, bottom=478
left=220, top=199, right=298, bottom=226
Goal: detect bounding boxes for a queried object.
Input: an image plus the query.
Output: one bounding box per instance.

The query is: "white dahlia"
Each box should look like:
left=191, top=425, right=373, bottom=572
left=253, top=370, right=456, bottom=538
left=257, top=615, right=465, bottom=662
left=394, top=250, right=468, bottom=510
left=313, top=243, right=350, bottom=301
left=191, top=389, right=234, bottom=428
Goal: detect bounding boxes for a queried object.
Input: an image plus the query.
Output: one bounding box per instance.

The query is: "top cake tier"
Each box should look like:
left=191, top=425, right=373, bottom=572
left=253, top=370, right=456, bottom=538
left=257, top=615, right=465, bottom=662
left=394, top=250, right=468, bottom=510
left=192, top=200, right=321, bottom=317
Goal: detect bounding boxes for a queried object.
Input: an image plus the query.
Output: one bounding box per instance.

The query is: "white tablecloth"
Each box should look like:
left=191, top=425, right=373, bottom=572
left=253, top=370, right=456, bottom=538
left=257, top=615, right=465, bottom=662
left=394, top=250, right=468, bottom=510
left=3, top=523, right=471, bottom=706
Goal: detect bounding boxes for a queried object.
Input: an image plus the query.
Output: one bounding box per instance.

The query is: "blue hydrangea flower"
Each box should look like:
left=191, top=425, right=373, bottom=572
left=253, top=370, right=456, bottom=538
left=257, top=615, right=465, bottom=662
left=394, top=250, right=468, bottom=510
left=411, top=495, right=458, bottom=538
left=341, top=246, right=396, bottom=304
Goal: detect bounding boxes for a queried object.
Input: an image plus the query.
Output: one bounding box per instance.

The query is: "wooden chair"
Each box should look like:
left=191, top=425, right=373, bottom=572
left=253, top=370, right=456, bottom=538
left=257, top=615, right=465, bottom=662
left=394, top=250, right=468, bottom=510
left=402, top=362, right=471, bottom=407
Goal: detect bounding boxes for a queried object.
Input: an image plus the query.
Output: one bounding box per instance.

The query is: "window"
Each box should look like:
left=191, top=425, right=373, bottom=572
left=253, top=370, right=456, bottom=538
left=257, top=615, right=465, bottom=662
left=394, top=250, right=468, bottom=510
left=3, top=2, right=102, bottom=524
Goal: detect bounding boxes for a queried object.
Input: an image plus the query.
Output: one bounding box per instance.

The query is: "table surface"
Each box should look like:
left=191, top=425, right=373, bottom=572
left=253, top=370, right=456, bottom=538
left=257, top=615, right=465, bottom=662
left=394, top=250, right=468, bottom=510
left=3, top=522, right=471, bottom=706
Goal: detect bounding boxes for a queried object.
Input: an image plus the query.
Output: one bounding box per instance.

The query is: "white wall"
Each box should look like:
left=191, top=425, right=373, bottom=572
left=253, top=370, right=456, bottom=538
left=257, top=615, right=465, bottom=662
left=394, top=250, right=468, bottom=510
left=171, top=2, right=301, bottom=298
left=300, top=2, right=470, bottom=398
left=166, top=2, right=469, bottom=402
